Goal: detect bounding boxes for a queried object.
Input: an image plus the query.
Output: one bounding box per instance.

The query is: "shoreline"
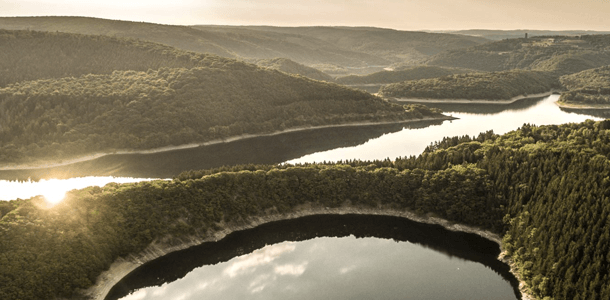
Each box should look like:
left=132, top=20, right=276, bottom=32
left=80, top=204, right=531, bottom=300
left=385, top=90, right=558, bottom=104
left=555, top=101, right=610, bottom=110
left=0, top=116, right=453, bottom=171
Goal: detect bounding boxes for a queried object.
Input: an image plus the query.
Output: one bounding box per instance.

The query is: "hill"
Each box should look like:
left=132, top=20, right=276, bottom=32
left=335, top=66, right=473, bottom=85
left=0, top=63, right=444, bottom=166
left=379, top=70, right=559, bottom=100
left=558, top=65, right=610, bottom=106
left=253, top=58, right=334, bottom=82
left=444, top=29, right=610, bottom=40
left=427, top=35, right=610, bottom=75
left=200, top=25, right=489, bottom=65
left=0, top=17, right=488, bottom=71
left=0, top=29, right=239, bottom=87
left=2, top=120, right=610, bottom=300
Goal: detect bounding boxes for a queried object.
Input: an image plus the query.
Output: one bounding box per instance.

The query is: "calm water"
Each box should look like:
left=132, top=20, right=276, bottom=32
left=0, top=94, right=604, bottom=201
left=107, top=215, right=519, bottom=300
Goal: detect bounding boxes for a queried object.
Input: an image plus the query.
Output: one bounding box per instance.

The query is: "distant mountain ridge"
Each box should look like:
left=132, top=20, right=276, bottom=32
left=439, top=29, right=610, bottom=40
left=0, top=16, right=488, bottom=72
left=426, top=35, right=610, bottom=75
left=253, top=58, right=335, bottom=82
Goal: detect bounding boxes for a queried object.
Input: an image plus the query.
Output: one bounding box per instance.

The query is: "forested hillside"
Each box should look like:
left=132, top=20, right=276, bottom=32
left=427, top=35, right=610, bottom=75
left=558, top=65, right=610, bottom=105
left=400, top=120, right=610, bottom=300
left=254, top=58, right=334, bottom=82
left=335, top=66, right=473, bottom=85
left=0, top=63, right=442, bottom=166
left=2, top=120, right=610, bottom=299
left=201, top=25, right=489, bottom=65
left=379, top=70, right=559, bottom=100
left=0, top=29, right=235, bottom=87
left=0, top=17, right=488, bottom=70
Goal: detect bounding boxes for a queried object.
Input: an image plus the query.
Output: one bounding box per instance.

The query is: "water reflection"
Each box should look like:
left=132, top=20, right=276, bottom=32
left=393, top=96, right=551, bottom=115
left=559, top=107, right=610, bottom=119
left=107, top=215, right=519, bottom=300
left=0, top=120, right=442, bottom=182
left=288, top=95, right=602, bottom=163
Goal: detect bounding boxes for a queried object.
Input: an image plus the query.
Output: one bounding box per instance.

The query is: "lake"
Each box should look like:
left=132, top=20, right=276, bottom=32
left=106, top=215, right=519, bottom=300
left=0, top=94, right=602, bottom=201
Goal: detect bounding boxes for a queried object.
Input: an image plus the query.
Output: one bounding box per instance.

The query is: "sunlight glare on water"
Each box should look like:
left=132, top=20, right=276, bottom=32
left=0, top=176, right=161, bottom=203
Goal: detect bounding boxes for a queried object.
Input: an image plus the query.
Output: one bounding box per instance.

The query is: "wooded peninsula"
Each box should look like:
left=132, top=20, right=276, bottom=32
left=378, top=70, right=560, bottom=101
left=1, top=120, right=609, bottom=300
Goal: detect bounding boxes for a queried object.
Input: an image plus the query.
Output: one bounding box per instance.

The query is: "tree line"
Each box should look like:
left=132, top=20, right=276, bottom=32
left=379, top=70, right=560, bottom=100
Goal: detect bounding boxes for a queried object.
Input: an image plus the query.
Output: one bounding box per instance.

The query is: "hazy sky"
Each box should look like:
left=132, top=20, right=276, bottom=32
left=2, top=0, right=609, bottom=31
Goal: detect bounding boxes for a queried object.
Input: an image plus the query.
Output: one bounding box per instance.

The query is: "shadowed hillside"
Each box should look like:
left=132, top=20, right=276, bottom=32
left=0, top=63, right=444, bottom=166
left=0, top=29, right=237, bottom=87
left=253, top=58, right=334, bottom=82
left=427, top=35, right=610, bottom=75
left=0, top=17, right=488, bottom=70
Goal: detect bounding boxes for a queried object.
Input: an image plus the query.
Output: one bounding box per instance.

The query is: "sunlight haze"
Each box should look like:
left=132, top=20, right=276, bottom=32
left=2, top=0, right=609, bottom=30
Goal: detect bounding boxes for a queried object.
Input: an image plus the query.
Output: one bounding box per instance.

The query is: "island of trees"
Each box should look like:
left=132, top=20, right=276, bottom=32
left=378, top=70, right=560, bottom=101
left=1, top=120, right=609, bottom=300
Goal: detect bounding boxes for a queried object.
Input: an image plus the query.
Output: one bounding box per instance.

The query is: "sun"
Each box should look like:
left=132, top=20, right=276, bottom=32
left=38, top=179, right=68, bottom=205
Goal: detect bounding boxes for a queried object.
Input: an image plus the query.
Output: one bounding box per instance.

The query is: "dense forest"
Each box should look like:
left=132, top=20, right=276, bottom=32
left=253, top=58, right=334, bottom=82
left=427, top=35, right=610, bottom=75
left=0, top=63, right=443, bottom=166
left=379, top=70, right=559, bottom=100
left=0, top=29, right=231, bottom=87
left=558, top=65, right=610, bottom=105
left=1, top=120, right=610, bottom=299
left=335, top=66, right=473, bottom=85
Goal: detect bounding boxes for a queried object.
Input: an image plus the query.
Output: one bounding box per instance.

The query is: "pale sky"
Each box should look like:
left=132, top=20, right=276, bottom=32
left=1, top=0, right=609, bottom=31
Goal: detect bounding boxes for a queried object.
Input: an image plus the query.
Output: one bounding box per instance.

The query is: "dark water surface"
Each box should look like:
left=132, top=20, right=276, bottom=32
left=107, top=215, right=519, bottom=300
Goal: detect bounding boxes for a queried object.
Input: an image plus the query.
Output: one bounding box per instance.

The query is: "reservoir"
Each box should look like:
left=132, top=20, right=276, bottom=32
left=106, top=215, right=519, bottom=300
left=0, top=94, right=603, bottom=200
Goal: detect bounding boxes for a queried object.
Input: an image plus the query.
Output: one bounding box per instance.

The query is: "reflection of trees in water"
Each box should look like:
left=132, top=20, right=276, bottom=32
left=559, top=107, right=610, bottom=119
left=0, top=120, right=444, bottom=181
left=105, top=214, right=520, bottom=300
left=391, top=97, right=547, bottom=115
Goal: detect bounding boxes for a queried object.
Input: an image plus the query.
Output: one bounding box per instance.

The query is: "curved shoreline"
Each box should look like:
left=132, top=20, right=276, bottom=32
left=555, top=101, right=610, bottom=109
left=80, top=204, right=531, bottom=300
left=385, top=90, right=558, bottom=104
left=0, top=116, right=453, bottom=171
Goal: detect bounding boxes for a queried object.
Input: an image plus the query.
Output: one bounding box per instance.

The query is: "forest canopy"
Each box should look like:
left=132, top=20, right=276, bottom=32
left=1, top=120, right=610, bottom=300
left=0, top=29, right=240, bottom=87
left=558, top=65, right=610, bottom=105
left=378, top=70, right=560, bottom=100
